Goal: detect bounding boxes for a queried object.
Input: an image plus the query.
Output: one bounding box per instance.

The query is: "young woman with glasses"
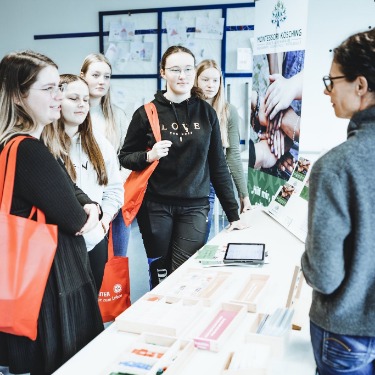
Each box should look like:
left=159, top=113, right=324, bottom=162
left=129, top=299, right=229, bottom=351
left=0, top=51, right=103, bottom=375
left=301, top=28, right=375, bottom=375
left=195, top=59, right=252, bottom=242
left=119, top=46, right=247, bottom=288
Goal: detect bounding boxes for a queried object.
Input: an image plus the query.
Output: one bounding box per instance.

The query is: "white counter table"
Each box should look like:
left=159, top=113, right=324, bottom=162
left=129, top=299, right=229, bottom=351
left=53, top=208, right=316, bottom=375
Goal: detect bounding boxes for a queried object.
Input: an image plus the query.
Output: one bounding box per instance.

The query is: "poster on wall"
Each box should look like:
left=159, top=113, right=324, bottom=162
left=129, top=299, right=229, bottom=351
left=248, top=0, right=309, bottom=207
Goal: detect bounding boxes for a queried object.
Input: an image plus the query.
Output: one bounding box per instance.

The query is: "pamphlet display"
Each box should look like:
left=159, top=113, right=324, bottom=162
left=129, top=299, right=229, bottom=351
left=115, top=293, right=204, bottom=337
left=222, top=343, right=272, bottom=375
left=246, top=309, right=294, bottom=358
left=195, top=244, right=227, bottom=266
left=53, top=208, right=316, bottom=374
left=101, top=333, right=194, bottom=375
left=230, top=274, right=270, bottom=312
left=265, top=157, right=311, bottom=242
left=193, top=303, right=246, bottom=352
left=156, top=268, right=232, bottom=306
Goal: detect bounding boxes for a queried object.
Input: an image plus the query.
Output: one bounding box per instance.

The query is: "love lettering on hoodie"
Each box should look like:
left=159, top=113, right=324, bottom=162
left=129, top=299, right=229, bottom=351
left=161, top=121, right=201, bottom=135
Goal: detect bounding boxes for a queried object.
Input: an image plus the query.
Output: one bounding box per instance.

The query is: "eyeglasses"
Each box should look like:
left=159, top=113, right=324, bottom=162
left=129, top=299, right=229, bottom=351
left=30, top=83, right=67, bottom=98
left=164, top=67, right=195, bottom=76
left=322, top=75, right=346, bottom=92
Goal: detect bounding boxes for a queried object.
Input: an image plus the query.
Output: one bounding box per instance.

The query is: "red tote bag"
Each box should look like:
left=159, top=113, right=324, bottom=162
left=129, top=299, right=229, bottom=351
left=122, top=102, right=161, bottom=226
left=98, top=225, right=131, bottom=323
left=0, top=136, right=58, bottom=340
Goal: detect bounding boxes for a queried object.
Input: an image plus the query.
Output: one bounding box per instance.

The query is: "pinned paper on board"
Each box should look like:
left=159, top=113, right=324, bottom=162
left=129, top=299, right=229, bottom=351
left=108, top=21, right=135, bottom=42
left=237, top=47, right=252, bottom=71
left=195, top=17, right=224, bottom=40
left=129, top=41, right=153, bottom=62
left=166, top=18, right=187, bottom=46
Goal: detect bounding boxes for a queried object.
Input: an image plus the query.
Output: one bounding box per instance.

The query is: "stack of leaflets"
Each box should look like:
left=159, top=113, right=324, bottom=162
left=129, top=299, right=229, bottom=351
left=194, top=244, right=226, bottom=266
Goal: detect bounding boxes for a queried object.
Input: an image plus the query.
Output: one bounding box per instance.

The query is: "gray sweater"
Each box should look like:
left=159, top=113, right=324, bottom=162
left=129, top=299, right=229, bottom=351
left=225, top=104, right=249, bottom=199
left=301, top=106, right=375, bottom=336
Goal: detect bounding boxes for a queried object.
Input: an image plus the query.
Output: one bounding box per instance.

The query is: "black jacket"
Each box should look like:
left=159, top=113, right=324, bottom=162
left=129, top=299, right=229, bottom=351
left=119, top=90, right=239, bottom=222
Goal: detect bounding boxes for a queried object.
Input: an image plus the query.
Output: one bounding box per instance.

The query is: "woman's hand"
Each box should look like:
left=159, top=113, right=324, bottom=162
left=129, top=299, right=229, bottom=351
left=226, top=219, right=249, bottom=232
left=76, top=203, right=100, bottom=235
left=147, top=140, right=172, bottom=162
left=240, top=196, right=252, bottom=213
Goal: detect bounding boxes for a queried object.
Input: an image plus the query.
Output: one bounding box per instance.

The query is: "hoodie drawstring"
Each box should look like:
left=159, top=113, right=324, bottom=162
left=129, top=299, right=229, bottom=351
left=170, top=99, right=190, bottom=142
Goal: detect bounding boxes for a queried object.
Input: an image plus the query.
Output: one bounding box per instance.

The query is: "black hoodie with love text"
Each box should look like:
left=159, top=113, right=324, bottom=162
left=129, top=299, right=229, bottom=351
left=119, top=90, right=239, bottom=222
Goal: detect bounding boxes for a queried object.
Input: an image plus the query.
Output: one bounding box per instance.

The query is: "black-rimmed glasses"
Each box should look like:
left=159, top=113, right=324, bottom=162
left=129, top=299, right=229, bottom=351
left=322, top=75, right=346, bottom=92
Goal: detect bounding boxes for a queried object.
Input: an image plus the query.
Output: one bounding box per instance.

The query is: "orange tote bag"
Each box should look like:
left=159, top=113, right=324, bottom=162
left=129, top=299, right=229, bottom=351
left=0, top=136, right=58, bottom=340
left=98, top=225, right=131, bottom=322
left=122, top=102, right=161, bottom=226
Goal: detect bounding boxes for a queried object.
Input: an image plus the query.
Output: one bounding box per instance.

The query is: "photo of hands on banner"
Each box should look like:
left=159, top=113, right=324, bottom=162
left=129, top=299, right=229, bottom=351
left=249, top=50, right=304, bottom=182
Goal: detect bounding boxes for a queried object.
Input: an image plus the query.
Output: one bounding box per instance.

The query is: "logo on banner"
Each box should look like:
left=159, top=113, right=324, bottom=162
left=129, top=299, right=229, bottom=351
left=271, top=1, right=287, bottom=28
left=113, top=283, right=122, bottom=293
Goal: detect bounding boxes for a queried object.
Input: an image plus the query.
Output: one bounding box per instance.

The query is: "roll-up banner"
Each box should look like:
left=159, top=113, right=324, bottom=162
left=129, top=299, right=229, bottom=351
left=248, top=0, right=309, bottom=206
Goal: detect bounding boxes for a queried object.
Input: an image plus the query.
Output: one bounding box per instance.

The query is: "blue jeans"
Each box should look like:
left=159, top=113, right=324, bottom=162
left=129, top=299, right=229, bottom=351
left=204, top=183, right=216, bottom=243
left=111, top=210, right=131, bottom=257
left=310, top=321, right=375, bottom=374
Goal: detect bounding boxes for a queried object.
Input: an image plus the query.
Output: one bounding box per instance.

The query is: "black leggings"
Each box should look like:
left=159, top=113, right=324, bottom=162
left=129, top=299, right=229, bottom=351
left=137, top=200, right=209, bottom=288
left=88, top=237, right=108, bottom=293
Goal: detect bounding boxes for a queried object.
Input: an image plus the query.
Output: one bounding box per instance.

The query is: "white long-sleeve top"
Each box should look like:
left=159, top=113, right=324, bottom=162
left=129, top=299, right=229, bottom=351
left=90, top=103, right=131, bottom=183
left=69, top=132, right=124, bottom=218
left=68, top=132, right=124, bottom=251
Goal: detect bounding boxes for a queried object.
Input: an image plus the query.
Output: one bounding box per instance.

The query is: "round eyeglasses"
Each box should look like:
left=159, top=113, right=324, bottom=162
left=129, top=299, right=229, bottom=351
left=322, top=75, right=346, bottom=92
left=30, top=83, right=67, bottom=98
left=164, top=67, right=195, bottom=77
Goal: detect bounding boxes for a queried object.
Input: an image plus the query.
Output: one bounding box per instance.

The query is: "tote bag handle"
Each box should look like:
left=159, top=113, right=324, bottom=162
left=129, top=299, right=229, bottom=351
left=0, top=136, right=46, bottom=222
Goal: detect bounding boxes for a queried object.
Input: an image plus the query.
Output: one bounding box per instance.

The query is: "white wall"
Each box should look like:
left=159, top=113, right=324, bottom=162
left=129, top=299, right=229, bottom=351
left=1, top=0, right=374, bottom=156
left=0, top=0, right=251, bottom=74
left=300, top=0, right=374, bottom=158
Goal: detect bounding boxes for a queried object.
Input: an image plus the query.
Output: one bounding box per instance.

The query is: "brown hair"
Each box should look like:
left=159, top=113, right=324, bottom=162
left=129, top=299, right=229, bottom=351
left=334, top=28, right=375, bottom=92
left=160, top=46, right=203, bottom=98
left=0, top=50, right=58, bottom=144
left=42, top=74, right=108, bottom=185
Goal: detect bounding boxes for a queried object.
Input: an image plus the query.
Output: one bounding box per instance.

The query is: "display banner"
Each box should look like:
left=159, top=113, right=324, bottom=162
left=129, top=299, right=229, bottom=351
left=248, top=0, right=309, bottom=206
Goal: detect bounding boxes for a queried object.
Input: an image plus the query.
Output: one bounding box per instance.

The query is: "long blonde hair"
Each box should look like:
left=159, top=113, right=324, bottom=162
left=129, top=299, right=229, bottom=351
left=195, top=59, right=229, bottom=148
left=0, top=51, right=58, bottom=144
left=42, top=74, right=108, bottom=185
left=80, top=53, right=120, bottom=151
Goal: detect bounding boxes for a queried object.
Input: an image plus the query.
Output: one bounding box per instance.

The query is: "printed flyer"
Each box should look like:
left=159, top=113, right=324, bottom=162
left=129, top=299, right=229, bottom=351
left=265, top=157, right=311, bottom=242
left=248, top=0, right=309, bottom=207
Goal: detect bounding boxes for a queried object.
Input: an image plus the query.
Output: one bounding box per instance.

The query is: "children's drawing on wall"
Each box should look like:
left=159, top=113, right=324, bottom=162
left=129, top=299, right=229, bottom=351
left=105, top=41, right=154, bottom=72
left=195, top=17, right=224, bottom=40
left=165, top=18, right=187, bottom=46
left=129, top=42, right=153, bottom=62
left=105, top=43, right=119, bottom=64
left=108, top=21, right=135, bottom=42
